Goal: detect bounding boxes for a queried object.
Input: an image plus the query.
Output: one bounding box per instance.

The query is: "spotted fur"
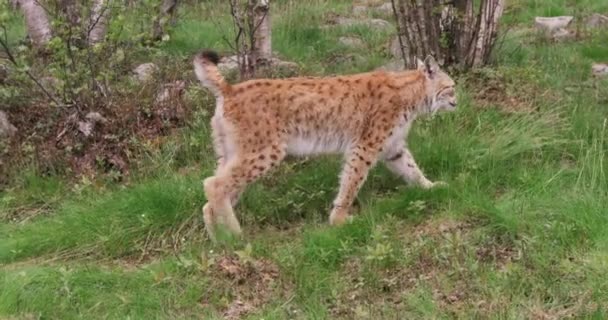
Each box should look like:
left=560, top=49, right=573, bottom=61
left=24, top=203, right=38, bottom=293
left=194, top=50, right=457, bottom=240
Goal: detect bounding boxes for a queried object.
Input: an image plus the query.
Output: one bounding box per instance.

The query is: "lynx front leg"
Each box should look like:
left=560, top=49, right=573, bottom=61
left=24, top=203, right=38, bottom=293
left=383, top=145, right=445, bottom=189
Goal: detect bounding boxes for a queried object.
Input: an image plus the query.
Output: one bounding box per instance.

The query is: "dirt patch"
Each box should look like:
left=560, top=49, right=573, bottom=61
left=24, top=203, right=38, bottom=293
left=464, top=68, right=551, bottom=113
left=200, top=254, right=283, bottom=319
left=329, top=258, right=412, bottom=318
left=0, top=60, right=209, bottom=186
left=413, top=217, right=474, bottom=238
left=476, top=242, right=521, bottom=269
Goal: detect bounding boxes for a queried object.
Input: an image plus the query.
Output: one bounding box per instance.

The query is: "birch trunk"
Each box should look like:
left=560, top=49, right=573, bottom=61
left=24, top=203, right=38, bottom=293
left=152, top=0, right=179, bottom=41
left=88, top=0, right=109, bottom=44
left=19, top=0, right=52, bottom=47
left=252, top=0, right=271, bottom=63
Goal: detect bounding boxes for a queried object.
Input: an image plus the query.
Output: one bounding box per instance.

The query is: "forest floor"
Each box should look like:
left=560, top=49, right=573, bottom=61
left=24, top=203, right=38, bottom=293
left=1, top=0, right=608, bottom=318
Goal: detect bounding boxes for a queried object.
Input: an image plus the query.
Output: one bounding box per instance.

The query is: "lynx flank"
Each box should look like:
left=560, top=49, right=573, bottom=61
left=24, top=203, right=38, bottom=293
left=194, top=50, right=457, bottom=240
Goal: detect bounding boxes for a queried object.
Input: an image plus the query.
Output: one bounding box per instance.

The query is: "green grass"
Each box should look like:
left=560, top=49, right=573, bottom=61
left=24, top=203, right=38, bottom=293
left=2, top=0, right=608, bottom=318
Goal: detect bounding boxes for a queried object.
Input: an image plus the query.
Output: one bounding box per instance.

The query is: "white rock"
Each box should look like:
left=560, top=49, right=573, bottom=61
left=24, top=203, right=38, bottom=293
left=78, top=121, right=93, bottom=137
left=376, top=60, right=405, bottom=72
left=336, top=17, right=391, bottom=30
left=217, top=55, right=240, bottom=75
left=376, top=2, right=393, bottom=15
left=552, top=28, right=575, bottom=41
left=389, top=36, right=403, bottom=58
left=369, top=18, right=392, bottom=29
left=592, top=63, right=608, bottom=77
left=534, top=16, right=573, bottom=33
left=155, top=80, right=186, bottom=105
left=0, top=111, right=17, bottom=138
left=85, top=111, right=108, bottom=124
left=353, top=5, right=367, bottom=15
left=133, top=63, right=158, bottom=82
left=339, top=36, right=364, bottom=48
left=586, top=13, right=608, bottom=29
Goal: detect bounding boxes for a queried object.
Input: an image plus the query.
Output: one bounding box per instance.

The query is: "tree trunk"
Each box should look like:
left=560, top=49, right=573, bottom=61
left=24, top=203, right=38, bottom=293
left=152, top=0, right=179, bottom=41
left=19, top=0, right=53, bottom=47
left=88, top=0, right=110, bottom=44
left=393, top=0, right=505, bottom=69
left=251, top=0, right=271, bottom=63
left=10, top=0, right=20, bottom=10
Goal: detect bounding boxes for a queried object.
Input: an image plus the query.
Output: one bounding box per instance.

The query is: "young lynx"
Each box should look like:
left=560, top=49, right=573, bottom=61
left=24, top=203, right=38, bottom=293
left=194, top=50, right=457, bottom=240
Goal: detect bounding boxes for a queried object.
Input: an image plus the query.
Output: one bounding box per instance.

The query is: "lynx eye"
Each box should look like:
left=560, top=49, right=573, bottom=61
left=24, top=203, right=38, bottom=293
left=440, top=87, right=454, bottom=97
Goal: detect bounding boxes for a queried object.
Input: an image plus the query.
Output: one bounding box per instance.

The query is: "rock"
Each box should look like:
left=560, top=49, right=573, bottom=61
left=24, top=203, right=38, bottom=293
left=155, top=81, right=186, bottom=121
left=586, top=13, right=608, bottom=29
left=78, top=121, right=93, bottom=137
left=534, top=16, right=573, bottom=33
left=339, top=36, right=364, bottom=48
left=376, top=2, right=393, bottom=15
left=369, top=18, right=392, bottom=29
left=217, top=55, right=240, bottom=75
left=133, top=63, right=158, bottom=82
left=376, top=60, right=405, bottom=72
left=552, top=28, right=575, bottom=42
left=0, top=111, right=17, bottom=138
left=216, top=55, right=299, bottom=78
left=270, top=58, right=299, bottom=75
left=389, top=36, right=403, bottom=58
left=592, top=63, right=608, bottom=77
left=85, top=111, right=108, bottom=124
left=77, top=112, right=108, bottom=137
left=335, top=17, right=392, bottom=30
left=353, top=5, right=367, bottom=15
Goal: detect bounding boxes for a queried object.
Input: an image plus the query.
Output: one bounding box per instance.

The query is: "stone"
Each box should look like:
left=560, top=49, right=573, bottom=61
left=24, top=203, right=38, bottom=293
left=534, top=16, right=573, bottom=33
left=216, top=55, right=299, bottom=78
left=133, top=63, right=158, bottom=82
left=586, top=13, right=608, bottom=29
left=552, top=28, right=575, bottom=42
left=85, top=111, right=108, bottom=124
left=375, top=2, right=393, bottom=15
left=0, top=111, right=17, bottom=138
left=339, top=36, right=364, bottom=48
left=389, top=36, right=403, bottom=59
left=217, top=55, right=240, bottom=75
left=78, top=121, right=93, bottom=137
left=592, top=63, right=608, bottom=77
left=335, top=17, right=392, bottom=30
left=376, top=60, right=405, bottom=72
left=369, top=18, right=392, bottom=29
left=353, top=5, right=367, bottom=15
left=155, top=81, right=186, bottom=121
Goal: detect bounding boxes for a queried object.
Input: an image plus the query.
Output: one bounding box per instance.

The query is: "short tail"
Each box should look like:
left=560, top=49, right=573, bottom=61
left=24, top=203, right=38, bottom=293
left=193, top=50, right=231, bottom=98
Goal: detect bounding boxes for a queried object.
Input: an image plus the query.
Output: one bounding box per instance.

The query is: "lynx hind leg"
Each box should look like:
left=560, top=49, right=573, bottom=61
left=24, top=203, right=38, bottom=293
left=211, top=115, right=230, bottom=170
left=203, top=145, right=286, bottom=240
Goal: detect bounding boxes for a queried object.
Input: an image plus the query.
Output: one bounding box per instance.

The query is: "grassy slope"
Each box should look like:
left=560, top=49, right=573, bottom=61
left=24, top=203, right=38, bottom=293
left=2, top=0, right=608, bottom=318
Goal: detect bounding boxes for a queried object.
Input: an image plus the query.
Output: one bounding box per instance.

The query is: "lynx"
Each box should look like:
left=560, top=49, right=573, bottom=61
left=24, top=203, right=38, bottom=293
left=194, top=50, right=457, bottom=240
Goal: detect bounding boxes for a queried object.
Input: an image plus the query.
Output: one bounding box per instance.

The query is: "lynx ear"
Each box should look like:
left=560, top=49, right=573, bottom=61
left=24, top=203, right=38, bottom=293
left=422, top=55, right=439, bottom=78
left=416, top=58, right=426, bottom=72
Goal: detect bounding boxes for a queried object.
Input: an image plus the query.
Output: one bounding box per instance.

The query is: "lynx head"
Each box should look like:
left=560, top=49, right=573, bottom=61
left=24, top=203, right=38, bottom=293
left=417, top=56, right=457, bottom=113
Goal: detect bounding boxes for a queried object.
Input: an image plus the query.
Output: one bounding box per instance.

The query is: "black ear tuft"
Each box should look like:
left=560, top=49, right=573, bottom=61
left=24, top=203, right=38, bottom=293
left=199, top=49, right=220, bottom=65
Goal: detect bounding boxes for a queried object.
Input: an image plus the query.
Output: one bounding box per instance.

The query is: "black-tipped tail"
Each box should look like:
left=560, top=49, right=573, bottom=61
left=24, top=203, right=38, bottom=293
left=198, top=50, right=220, bottom=65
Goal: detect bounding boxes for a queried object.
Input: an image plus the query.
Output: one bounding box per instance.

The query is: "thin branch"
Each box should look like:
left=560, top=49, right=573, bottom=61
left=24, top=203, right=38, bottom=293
left=0, top=26, right=62, bottom=106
